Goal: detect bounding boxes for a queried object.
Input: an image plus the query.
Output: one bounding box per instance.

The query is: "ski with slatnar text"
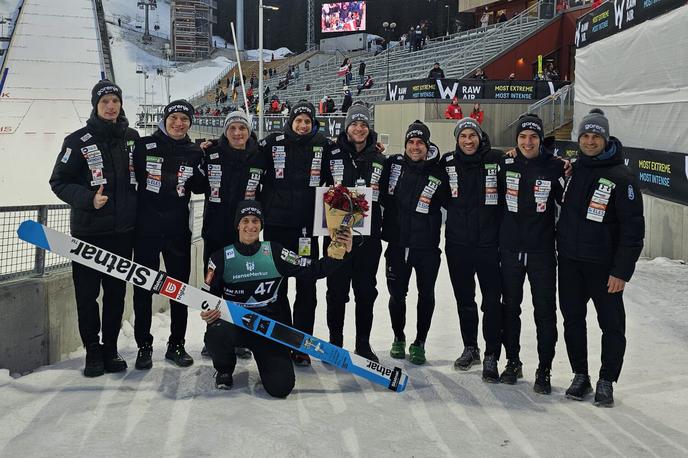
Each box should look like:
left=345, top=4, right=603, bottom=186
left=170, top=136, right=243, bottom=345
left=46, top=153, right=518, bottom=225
left=17, top=220, right=408, bottom=392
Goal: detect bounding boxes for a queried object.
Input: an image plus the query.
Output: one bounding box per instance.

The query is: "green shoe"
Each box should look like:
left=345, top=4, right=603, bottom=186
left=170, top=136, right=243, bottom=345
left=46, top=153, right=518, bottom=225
left=390, top=340, right=406, bottom=359
left=408, top=343, right=426, bottom=365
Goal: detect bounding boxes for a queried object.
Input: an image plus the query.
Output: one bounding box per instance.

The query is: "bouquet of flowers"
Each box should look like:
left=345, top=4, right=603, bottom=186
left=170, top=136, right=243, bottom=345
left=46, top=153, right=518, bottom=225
left=323, top=184, right=369, bottom=259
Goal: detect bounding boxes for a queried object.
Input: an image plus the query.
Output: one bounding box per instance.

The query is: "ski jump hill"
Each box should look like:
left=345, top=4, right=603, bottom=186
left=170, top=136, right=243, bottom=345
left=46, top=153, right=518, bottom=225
left=0, top=0, right=105, bottom=206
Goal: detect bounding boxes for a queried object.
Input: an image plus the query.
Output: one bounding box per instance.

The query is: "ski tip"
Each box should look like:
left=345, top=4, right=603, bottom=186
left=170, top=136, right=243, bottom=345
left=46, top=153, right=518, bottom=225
left=396, top=375, right=409, bottom=393
left=17, top=220, right=50, bottom=250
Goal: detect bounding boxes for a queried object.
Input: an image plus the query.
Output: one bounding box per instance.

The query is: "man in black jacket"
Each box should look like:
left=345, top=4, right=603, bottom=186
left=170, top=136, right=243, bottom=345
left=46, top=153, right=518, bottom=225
left=380, top=120, right=448, bottom=365
left=498, top=114, right=565, bottom=393
left=439, top=118, right=504, bottom=382
left=557, top=109, right=644, bottom=407
left=427, top=62, right=445, bottom=79
left=322, top=103, right=385, bottom=362
left=132, top=99, right=206, bottom=370
left=50, top=80, right=139, bottom=377
left=253, top=100, right=332, bottom=366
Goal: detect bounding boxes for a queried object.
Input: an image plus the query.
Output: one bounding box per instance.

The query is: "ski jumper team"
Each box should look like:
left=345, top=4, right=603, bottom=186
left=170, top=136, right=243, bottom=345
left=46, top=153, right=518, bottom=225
left=50, top=80, right=644, bottom=406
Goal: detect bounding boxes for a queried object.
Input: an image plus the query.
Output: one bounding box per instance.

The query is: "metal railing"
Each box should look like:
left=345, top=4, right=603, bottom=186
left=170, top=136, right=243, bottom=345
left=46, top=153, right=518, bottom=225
left=0, top=200, right=204, bottom=282
left=507, top=83, right=574, bottom=136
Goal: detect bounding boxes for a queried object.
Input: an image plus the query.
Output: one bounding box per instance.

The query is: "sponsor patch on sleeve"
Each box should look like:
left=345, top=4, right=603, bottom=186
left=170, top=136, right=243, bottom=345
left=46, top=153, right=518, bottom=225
left=61, top=147, right=72, bottom=163
left=280, top=248, right=301, bottom=265
left=627, top=184, right=635, bottom=200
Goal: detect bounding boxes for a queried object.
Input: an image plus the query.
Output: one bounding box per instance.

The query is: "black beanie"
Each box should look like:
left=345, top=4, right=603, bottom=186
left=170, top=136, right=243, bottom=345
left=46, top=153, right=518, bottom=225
left=405, top=120, right=431, bottom=149
left=91, top=80, right=122, bottom=107
left=288, top=100, right=316, bottom=127
left=234, top=200, right=264, bottom=229
left=515, top=113, right=544, bottom=142
left=164, top=99, right=195, bottom=126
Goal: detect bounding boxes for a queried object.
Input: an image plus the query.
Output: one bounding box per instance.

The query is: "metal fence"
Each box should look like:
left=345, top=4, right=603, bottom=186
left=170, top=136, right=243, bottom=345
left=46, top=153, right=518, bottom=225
left=0, top=199, right=205, bottom=282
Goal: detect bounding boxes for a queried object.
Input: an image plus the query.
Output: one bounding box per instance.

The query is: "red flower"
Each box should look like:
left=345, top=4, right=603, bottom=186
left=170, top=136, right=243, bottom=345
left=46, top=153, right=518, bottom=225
left=324, top=184, right=368, bottom=216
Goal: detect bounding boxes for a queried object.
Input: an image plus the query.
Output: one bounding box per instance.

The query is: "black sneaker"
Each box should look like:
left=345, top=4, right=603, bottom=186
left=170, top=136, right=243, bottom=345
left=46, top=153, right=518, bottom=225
left=499, top=360, right=523, bottom=385
left=291, top=351, right=311, bottom=367
left=165, top=342, right=194, bottom=367
left=235, top=347, right=252, bottom=359
left=215, top=372, right=234, bottom=390
left=482, top=354, right=500, bottom=383
left=201, top=345, right=211, bottom=357
left=565, top=374, right=593, bottom=400
left=454, top=346, right=481, bottom=371
left=102, top=348, right=127, bottom=373
left=534, top=367, right=552, bottom=395
left=84, top=343, right=104, bottom=378
left=594, top=379, right=614, bottom=407
left=355, top=343, right=379, bottom=363
left=135, top=343, right=153, bottom=370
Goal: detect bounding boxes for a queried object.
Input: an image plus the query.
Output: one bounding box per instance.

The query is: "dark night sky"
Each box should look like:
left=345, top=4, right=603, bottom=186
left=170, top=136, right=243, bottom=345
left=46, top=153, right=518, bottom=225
left=215, top=0, right=472, bottom=52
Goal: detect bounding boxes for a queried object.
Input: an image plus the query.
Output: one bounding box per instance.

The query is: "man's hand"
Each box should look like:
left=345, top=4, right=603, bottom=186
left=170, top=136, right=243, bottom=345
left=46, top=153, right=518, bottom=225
left=200, top=309, right=221, bottom=324
left=335, top=227, right=353, bottom=253
left=607, top=275, right=626, bottom=293
left=375, top=142, right=386, bottom=154
left=558, top=157, right=572, bottom=177
left=200, top=140, right=213, bottom=150
left=93, top=185, right=108, bottom=209
left=505, top=148, right=516, bottom=158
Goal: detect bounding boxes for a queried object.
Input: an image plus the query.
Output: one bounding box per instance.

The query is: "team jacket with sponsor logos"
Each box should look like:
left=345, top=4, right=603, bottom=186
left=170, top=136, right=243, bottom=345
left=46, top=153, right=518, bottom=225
left=322, top=130, right=385, bottom=238
left=556, top=137, right=644, bottom=281
left=379, top=145, right=449, bottom=248
left=498, top=144, right=565, bottom=253
left=201, top=134, right=261, bottom=247
left=439, top=134, right=504, bottom=247
left=205, top=240, right=345, bottom=319
left=132, top=128, right=205, bottom=237
left=50, top=112, right=140, bottom=237
left=253, top=123, right=332, bottom=231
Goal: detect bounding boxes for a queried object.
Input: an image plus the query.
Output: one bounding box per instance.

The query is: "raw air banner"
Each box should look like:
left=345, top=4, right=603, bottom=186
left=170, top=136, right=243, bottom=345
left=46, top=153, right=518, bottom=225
left=16, top=220, right=408, bottom=393
left=575, top=0, right=685, bottom=48
left=386, top=79, right=568, bottom=101
left=554, top=140, right=688, bottom=205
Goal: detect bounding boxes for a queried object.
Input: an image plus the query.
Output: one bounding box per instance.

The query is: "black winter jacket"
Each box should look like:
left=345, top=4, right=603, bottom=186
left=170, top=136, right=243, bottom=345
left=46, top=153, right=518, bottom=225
left=201, top=134, right=260, bottom=246
left=557, top=137, right=644, bottom=281
left=323, top=130, right=385, bottom=238
left=440, top=134, right=504, bottom=247
left=133, top=126, right=205, bottom=237
left=50, top=112, right=139, bottom=237
left=253, top=122, right=331, bottom=232
left=498, top=144, right=565, bottom=253
left=380, top=145, right=448, bottom=248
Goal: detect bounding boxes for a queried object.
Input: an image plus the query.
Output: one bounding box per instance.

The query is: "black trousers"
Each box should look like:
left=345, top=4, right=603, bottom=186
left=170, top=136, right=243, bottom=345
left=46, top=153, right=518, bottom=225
left=133, top=231, right=191, bottom=347
left=558, top=256, right=626, bottom=382
left=264, top=226, right=319, bottom=335
left=501, top=249, right=557, bottom=368
left=325, top=237, right=382, bottom=346
left=71, top=232, right=134, bottom=350
left=204, top=319, right=295, bottom=398
left=385, top=245, right=441, bottom=344
left=445, top=243, right=502, bottom=357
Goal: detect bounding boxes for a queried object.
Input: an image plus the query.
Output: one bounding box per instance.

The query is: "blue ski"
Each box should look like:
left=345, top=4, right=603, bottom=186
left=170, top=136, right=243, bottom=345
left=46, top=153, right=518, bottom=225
left=17, top=220, right=408, bottom=392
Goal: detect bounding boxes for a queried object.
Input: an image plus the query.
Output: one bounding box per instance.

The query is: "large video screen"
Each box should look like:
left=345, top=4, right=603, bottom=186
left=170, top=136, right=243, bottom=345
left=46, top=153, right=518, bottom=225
left=321, top=2, right=366, bottom=33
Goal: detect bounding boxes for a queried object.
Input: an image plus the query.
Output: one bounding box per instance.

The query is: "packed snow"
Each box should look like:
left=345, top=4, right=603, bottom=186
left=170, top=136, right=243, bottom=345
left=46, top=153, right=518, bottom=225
left=246, top=47, right=294, bottom=61
left=0, top=256, right=687, bottom=456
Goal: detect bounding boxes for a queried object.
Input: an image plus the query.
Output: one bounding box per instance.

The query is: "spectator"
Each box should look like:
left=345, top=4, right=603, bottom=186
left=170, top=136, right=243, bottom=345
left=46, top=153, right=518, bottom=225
left=358, top=61, right=366, bottom=85
left=325, top=95, right=336, bottom=114
left=413, top=25, right=424, bottom=51
left=544, top=62, right=560, bottom=81
left=117, top=17, right=121, bottom=27
left=428, top=62, right=445, bottom=79
left=400, top=33, right=407, bottom=49
left=356, top=75, right=374, bottom=95
left=471, top=67, right=487, bottom=80
left=341, top=89, right=353, bottom=113
left=305, top=59, right=310, bottom=71
left=480, top=10, right=490, bottom=28
left=497, top=12, right=508, bottom=23
left=469, top=103, right=484, bottom=125
left=444, top=97, right=463, bottom=119
left=591, top=0, right=603, bottom=8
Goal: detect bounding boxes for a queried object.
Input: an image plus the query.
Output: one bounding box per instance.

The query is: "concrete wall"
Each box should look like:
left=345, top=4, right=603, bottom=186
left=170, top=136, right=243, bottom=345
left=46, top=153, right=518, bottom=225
left=374, top=99, right=532, bottom=153
left=0, top=240, right=205, bottom=375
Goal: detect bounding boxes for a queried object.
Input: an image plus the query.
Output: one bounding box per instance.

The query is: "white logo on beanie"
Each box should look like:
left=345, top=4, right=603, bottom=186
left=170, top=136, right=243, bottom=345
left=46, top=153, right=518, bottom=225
left=584, top=123, right=606, bottom=134
left=520, top=121, right=542, bottom=132
left=293, top=106, right=313, bottom=116
left=97, top=86, right=119, bottom=96
left=168, top=104, right=190, bottom=113
left=407, top=129, right=424, bottom=138
left=350, top=113, right=369, bottom=123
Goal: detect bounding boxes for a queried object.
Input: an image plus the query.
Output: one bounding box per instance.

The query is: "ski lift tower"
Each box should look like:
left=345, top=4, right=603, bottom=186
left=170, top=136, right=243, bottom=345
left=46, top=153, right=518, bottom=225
left=306, top=0, right=315, bottom=49
left=138, top=0, right=157, bottom=43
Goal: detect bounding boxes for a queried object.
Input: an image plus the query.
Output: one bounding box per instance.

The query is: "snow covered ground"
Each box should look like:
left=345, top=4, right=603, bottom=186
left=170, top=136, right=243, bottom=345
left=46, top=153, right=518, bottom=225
left=1, top=256, right=687, bottom=456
